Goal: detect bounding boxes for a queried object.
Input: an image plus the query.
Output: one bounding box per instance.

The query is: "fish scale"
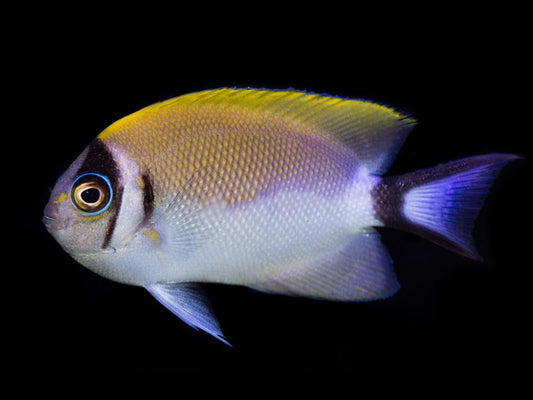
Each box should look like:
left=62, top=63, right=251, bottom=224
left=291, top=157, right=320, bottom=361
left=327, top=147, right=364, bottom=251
left=101, top=97, right=356, bottom=208
left=44, top=88, right=519, bottom=345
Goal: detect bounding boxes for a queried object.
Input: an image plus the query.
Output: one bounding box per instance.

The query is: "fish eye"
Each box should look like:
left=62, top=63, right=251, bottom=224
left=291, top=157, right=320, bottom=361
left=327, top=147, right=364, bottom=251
left=71, top=173, right=113, bottom=215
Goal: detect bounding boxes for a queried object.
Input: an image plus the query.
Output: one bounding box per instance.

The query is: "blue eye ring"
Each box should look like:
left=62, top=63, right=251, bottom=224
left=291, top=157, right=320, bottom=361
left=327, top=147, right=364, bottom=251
left=70, top=173, right=113, bottom=216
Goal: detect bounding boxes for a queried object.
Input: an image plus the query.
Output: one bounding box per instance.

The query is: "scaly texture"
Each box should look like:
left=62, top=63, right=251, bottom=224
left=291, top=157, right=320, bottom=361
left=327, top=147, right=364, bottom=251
left=98, top=89, right=413, bottom=215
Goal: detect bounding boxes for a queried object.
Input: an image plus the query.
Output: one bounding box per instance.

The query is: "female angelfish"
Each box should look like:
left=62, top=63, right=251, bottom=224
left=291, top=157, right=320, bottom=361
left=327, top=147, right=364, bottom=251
left=43, top=88, right=519, bottom=345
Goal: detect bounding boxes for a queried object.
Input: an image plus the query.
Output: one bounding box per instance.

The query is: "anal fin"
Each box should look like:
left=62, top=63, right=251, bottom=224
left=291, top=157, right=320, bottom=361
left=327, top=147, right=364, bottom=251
left=146, top=282, right=231, bottom=346
left=250, top=229, right=399, bottom=301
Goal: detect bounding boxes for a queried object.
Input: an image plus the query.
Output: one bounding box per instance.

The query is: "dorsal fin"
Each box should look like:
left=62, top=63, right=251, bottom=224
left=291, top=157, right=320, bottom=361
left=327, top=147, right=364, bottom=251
left=148, top=88, right=417, bottom=175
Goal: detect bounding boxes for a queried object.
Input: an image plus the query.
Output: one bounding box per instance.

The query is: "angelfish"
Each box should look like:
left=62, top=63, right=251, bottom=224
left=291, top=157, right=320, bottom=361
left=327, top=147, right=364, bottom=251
left=43, top=88, right=519, bottom=345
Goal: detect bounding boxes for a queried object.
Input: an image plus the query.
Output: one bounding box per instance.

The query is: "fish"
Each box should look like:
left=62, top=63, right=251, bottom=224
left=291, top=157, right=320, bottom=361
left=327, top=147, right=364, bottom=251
left=43, top=88, right=520, bottom=345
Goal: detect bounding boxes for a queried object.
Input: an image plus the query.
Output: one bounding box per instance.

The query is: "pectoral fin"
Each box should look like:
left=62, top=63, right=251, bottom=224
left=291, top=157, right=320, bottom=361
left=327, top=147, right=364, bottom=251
left=146, top=282, right=231, bottom=346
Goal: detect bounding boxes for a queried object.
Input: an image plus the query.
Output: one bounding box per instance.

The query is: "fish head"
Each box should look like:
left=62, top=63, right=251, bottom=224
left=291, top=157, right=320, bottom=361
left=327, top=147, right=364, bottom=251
left=43, top=139, right=146, bottom=266
left=43, top=145, right=116, bottom=255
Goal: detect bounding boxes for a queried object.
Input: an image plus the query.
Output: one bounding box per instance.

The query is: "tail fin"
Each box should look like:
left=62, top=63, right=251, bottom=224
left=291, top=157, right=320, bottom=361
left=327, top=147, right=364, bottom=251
left=373, top=154, right=521, bottom=260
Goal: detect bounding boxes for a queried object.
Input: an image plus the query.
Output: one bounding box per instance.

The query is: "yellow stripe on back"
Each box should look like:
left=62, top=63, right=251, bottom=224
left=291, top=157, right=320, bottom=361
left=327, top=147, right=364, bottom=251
left=98, top=88, right=415, bottom=207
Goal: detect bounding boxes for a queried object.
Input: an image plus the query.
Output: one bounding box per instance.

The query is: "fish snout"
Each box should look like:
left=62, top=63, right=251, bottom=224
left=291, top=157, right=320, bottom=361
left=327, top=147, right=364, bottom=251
left=42, top=201, right=69, bottom=231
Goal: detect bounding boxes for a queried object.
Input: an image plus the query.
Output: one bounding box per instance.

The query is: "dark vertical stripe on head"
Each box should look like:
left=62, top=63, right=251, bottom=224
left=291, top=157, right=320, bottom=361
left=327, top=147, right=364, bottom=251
left=102, top=185, right=124, bottom=249
left=77, top=138, right=120, bottom=189
left=76, top=138, right=122, bottom=249
left=142, top=174, right=155, bottom=224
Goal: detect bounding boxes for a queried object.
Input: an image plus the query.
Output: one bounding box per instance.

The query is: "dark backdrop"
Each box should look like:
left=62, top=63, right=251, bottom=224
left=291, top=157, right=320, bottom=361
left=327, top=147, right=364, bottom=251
left=2, top=19, right=531, bottom=372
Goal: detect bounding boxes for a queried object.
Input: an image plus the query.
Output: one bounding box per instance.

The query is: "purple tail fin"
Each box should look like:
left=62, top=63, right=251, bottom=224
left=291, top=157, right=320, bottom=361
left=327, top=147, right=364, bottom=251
left=373, top=154, right=521, bottom=260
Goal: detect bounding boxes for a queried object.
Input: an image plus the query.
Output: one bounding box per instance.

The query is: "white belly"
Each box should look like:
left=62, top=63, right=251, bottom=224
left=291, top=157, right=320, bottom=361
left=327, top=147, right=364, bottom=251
left=82, top=174, right=381, bottom=287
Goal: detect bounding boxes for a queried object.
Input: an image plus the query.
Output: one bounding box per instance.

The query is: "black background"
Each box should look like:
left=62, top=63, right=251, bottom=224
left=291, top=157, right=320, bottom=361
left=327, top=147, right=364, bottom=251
left=2, top=19, right=531, bottom=373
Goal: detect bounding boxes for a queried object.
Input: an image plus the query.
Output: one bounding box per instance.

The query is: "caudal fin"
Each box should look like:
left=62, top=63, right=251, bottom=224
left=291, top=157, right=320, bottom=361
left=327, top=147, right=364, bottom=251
left=373, top=154, right=521, bottom=260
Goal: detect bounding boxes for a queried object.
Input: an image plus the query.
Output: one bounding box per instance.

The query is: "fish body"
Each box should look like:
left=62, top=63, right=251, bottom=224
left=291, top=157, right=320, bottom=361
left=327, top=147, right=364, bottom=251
left=44, top=88, right=519, bottom=344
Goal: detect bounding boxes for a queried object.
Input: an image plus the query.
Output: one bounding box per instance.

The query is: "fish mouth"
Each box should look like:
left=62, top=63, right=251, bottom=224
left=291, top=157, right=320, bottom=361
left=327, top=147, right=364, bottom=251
left=42, top=214, right=59, bottom=229
left=42, top=213, right=70, bottom=232
left=42, top=202, right=69, bottom=231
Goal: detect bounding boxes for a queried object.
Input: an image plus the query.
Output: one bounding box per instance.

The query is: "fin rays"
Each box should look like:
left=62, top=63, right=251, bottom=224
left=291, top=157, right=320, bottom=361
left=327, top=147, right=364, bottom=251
left=148, top=88, right=417, bottom=175
left=250, top=229, right=399, bottom=301
left=146, top=282, right=231, bottom=346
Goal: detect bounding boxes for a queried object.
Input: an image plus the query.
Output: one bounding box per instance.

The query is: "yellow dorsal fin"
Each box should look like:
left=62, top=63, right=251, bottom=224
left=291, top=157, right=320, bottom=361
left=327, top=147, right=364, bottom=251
left=105, top=88, right=417, bottom=175
left=156, top=88, right=416, bottom=175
